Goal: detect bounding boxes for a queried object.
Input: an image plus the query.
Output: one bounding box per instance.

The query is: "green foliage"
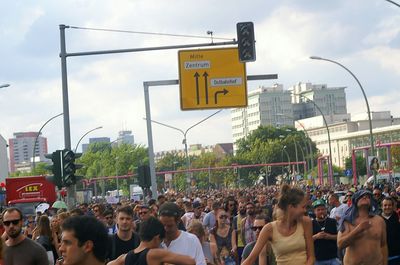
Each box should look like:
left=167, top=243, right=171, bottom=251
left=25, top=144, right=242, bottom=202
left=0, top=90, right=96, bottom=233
left=345, top=156, right=367, bottom=177
left=392, top=146, right=400, bottom=170
left=9, top=162, right=50, bottom=177
left=234, top=125, right=317, bottom=184
left=76, top=143, right=148, bottom=193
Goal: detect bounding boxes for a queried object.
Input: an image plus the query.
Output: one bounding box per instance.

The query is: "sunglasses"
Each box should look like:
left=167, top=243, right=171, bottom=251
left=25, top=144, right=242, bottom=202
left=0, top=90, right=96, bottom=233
left=139, top=211, right=149, bottom=215
left=251, top=226, right=263, bottom=231
left=219, top=215, right=228, bottom=219
left=373, top=193, right=380, bottom=196
left=3, top=219, right=21, bottom=226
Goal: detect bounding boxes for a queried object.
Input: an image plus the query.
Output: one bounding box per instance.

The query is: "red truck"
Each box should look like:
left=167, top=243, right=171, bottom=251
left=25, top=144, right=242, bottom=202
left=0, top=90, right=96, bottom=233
left=6, top=176, right=57, bottom=216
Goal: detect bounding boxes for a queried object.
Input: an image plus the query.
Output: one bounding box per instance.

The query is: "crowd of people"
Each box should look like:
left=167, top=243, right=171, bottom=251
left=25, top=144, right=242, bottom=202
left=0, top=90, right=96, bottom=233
left=0, top=182, right=399, bottom=265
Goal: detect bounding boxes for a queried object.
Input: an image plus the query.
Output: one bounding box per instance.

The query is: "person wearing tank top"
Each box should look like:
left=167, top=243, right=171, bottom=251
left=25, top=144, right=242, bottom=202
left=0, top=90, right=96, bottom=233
left=241, top=185, right=315, bottom=265
left=107, top=217, right=196, bottom=265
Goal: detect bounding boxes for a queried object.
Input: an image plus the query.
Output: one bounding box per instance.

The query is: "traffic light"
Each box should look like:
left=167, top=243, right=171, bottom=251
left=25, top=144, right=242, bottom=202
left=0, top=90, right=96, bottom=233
left=62, top=150, right=75, bottom=186
left=61, top=149, right=83, bottom=187
left=138, top=165, right=151, bottom=188
left=45, top=150, right=63, bottom=189
left=236, top=22, right=256, bottom=62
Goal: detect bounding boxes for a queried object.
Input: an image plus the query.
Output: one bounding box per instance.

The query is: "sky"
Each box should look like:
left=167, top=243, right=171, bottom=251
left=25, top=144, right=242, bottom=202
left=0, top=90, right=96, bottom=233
left=0, top=0, right=399, bottom=154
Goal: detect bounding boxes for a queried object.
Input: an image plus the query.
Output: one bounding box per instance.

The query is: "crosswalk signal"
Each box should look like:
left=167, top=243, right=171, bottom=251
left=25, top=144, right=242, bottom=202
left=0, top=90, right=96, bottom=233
left=45, top=150, right=63, bottom=189
left=236, top=22, right=256, bottom=62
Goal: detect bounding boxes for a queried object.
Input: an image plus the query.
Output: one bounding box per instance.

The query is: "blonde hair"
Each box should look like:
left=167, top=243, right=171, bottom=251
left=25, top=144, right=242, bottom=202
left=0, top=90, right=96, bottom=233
left=187, top=220, right=206, bottom=238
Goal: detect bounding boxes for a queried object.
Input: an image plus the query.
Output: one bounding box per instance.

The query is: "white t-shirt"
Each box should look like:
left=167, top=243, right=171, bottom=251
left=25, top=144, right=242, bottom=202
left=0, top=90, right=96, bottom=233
left=161, top=230, right=206, bottom=265
left=330, top=203, right=349, bottom=221
left=181, top=212, right=206, bottom=229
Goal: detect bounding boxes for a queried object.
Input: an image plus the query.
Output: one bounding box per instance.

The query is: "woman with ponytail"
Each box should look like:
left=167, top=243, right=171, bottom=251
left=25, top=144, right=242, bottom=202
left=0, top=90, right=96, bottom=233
left=241, top=185, right=315, bottom=265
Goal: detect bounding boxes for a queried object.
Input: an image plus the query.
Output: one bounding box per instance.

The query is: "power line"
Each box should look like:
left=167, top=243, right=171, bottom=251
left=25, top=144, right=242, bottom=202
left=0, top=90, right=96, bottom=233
left=69, top=25, right=234, bottom=41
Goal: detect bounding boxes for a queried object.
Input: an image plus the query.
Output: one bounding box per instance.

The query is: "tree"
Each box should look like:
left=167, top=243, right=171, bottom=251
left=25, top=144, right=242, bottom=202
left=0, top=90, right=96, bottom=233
left=155, top=152, right=186, bottom=190
left=345, top=156, right=367, bottom=177
left=76, top=143, right=148, bottom=195
left=234, top=125, right=317, bottom=185
left=392, top=146, right=400, bottom=170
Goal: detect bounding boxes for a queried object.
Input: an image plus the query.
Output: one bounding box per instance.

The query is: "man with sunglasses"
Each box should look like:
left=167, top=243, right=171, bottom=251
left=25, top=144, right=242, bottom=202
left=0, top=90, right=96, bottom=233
left=241, top=215, right=273, bottom=265
left=104, top=209, right=117, bottom=235
left=3, top=207, right=48, bottom=265
left=135, top=205, right=151, bottom=233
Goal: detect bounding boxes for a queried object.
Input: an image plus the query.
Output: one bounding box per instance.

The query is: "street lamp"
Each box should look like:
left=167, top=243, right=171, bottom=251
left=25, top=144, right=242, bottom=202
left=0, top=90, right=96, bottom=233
left=32, top=113, right=63, bottom=170
left=276, top=113, right=314, bottom=170
left=293, top=93, right=334, bottom=186
left=310, top=55, right=375, bottom=183
left=385, top=0, right=400, bottom=7
left=279, top=134, right=299, bottom=174
left=0, top=84, right=10, bottom=89
left=144, top=109, right=222, bottom=193
left=281, top=146, right=290, bottom=182
left=74, top=126, right=103, bottom=153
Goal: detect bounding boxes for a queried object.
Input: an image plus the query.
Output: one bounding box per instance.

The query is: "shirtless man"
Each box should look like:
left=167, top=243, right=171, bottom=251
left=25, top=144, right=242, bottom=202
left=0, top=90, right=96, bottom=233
left=338, top=190, right=388, bottom=265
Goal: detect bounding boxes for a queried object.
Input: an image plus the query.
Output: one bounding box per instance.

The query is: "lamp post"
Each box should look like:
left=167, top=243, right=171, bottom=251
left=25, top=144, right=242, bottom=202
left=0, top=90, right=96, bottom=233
left=74, top=126, right=103, bottom=153
left=294, top=93, right=334, bottom=186
left=0, top=84, right=10, bottom=89
left=310, top=56, right=375, bottom=183
left=276, top=113, right=314, bottom=170
left=385, top=0, right=400, bottom=7
left=145, top=109, right=222, bottom=194
left=282, top=146, right=290, bottom=183
left=280, top=134, right=299, bottom=174
left=285, top=130, right=300, bottom=175
left=32, top=113, right=63, bottom=170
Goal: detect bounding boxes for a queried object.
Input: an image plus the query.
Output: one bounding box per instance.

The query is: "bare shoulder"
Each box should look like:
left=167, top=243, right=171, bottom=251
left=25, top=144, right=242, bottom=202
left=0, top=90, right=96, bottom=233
left=372, top=215, right=385, bottom=226
left=302, top=215, right=312, bottom=224
left=264, top=222, right=273, bottom=231
left=262, top=222, right=274, bottom=241
left=107, top=254, right=126, bottom=265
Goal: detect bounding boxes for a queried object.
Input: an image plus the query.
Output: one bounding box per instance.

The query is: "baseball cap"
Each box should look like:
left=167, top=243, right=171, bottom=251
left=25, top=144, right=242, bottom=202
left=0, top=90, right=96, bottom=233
left=192, top=201, right=201, bottom=209
left=312, top=199, right=326, bottom=208
left=158, top=202, right=180, bottom=217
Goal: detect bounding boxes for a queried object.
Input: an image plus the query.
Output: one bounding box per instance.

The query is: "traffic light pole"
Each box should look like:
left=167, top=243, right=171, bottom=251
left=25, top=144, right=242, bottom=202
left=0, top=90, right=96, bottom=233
left=59, top=24, right=237, bottom=205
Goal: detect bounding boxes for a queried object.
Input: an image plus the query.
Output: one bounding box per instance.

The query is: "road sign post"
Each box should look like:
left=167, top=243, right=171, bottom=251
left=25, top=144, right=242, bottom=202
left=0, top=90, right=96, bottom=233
left=178, top=47, right=247, bottom=110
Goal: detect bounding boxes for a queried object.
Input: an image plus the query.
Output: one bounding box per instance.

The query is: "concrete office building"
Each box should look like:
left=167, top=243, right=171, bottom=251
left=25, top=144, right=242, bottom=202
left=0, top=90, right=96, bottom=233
left=0, top=134, right=8, bottom=181
left=231, top=84, right=293, bottom=149
left=296, top=111, right=400, bottom=168
left=117, top=130, right=134, bottom=146
left=82, top=137, right=111, bottom=153
left=9, top=132, right=48, bottom=172
left=290, top=82, right=347, bottom=120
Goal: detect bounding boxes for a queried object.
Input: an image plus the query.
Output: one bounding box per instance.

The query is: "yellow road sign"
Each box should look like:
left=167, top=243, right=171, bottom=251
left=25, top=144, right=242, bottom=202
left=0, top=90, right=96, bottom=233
left=178, top=47, right=247, bottom=110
